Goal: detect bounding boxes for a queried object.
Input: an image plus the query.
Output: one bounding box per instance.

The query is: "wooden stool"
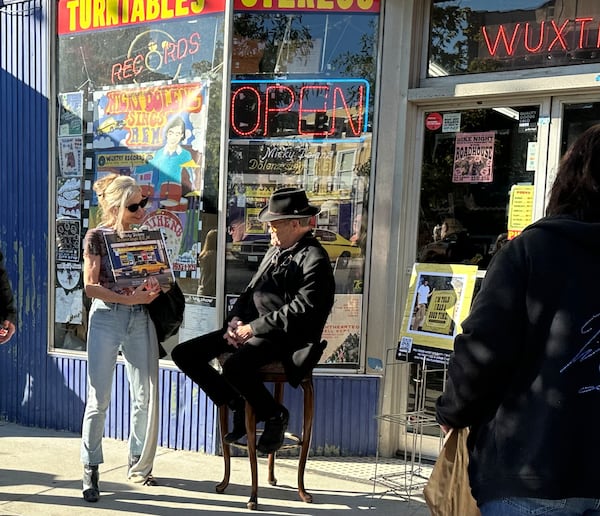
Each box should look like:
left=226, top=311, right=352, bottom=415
left=215, top=361, right=315, bottom=510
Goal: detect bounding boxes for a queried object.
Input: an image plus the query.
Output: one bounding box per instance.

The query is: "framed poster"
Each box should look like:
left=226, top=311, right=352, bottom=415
left=397, top=263, right=478, bottom=365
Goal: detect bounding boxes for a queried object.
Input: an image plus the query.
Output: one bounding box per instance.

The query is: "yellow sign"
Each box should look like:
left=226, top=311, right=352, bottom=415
left=507, top=185, right=534, bottom=239
left=421, top=290, right=458, bottom=334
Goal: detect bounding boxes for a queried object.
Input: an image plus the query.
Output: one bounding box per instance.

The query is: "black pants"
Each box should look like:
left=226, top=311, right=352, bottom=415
left=171, top=329, right=283, bottom=421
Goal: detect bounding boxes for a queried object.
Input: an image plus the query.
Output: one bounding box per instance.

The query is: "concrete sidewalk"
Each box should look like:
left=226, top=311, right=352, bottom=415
left=0, top=421, right=430, bottom=515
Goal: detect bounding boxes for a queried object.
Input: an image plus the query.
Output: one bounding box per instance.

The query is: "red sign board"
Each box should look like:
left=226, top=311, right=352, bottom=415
left=425, top=113, right=443, bottom=131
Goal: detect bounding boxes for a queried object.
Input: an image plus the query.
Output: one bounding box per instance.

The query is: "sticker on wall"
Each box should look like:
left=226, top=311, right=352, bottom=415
left=452, top=131, right=495, bottom=183
left=57, top=262, right=82, bottom=290
left=425, top=112, right=443, bottom=131
left=57, top=177, right=82, bottom=219
left=56, top=219, right=81, bottom=262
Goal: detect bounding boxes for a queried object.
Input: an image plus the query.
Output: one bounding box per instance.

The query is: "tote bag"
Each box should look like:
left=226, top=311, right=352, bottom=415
left=423, top=427, right=480, bottom=516
left=147, top=281, right=185, bottom=358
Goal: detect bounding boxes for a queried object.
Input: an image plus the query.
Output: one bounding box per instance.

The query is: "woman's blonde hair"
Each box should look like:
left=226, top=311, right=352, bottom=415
left=93, top=174, right=140, bottom=235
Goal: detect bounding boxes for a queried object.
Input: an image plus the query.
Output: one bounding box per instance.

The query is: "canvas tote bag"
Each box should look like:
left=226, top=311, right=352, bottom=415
left=424, top=427, right=480, bottom=516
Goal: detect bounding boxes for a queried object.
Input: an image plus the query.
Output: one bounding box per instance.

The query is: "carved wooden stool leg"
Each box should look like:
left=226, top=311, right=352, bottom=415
left=298, top=378, right=314, bottom=503
left=246, top=401, right=259, bottom=510
left=267, top=382, right=285, bottom=486
left=216, top=405, right=230, bottom=493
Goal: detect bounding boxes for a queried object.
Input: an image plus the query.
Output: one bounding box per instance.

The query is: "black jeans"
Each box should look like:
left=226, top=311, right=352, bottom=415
left=171, top=330, right=283, bottom=421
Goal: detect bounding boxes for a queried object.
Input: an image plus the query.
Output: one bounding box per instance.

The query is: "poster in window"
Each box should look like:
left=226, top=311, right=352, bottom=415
left=58, top=91, right=84, bottom=136
left=92, top=82, right=209, bottom=272
left=103, top=229, right=175, bottom=289
left=57, top=177, right=82, bottom=219
left=58, top=136, right=84, bottom=177
left=397, top=263, right=478, bottom=365
left=452, top=131, right=495, bottom=183
left=57, top=262, right=82, bottom=290
left=321, top=294, right=361, bottom=365
left=56, top=219, right=81, bottom=262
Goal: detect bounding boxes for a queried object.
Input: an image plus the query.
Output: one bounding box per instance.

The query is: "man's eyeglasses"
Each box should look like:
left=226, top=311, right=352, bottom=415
left=126, top=197, right=149, bottom=213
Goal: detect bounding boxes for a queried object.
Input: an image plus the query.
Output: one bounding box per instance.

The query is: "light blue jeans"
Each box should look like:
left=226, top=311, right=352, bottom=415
left=481, top=497, right=600, bottom=515
left=80, top=299, right=159, bottom=474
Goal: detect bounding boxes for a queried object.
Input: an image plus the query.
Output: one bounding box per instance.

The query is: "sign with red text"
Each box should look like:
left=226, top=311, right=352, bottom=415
left=58, top=0, right=225, bottom=34
left=452, top=131, right=495, bottom=184
left=233, top=0, right=379, bottom=13
left=230, top=79, right=369, bottom=141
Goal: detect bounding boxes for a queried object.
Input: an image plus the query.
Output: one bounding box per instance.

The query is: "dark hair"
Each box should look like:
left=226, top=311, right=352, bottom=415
left=164, top=116, right=186, bottom=143
left=546, top=124, right=600, bottom=221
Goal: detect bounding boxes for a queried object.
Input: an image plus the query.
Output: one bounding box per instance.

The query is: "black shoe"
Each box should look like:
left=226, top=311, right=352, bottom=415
left=224, top=398, right=246, bottom=444
left=257, top=406, right=289, bottom=454
left=82, top=464, right=100, bottom=503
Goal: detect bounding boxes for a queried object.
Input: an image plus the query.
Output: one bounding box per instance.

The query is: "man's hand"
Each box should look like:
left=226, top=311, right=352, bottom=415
left=223, top=317, right=254, bottom=347
left=0, top=320, right=16, bottom=344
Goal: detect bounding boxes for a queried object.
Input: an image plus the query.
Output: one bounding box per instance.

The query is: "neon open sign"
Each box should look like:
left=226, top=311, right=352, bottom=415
left=230, top=79, right=369, bottom=140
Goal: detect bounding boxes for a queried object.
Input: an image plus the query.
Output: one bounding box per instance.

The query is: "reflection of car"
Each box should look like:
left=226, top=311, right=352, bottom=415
left=230, top=229, right=360, bottom=267
left=131, top=260, right=166, bottom=277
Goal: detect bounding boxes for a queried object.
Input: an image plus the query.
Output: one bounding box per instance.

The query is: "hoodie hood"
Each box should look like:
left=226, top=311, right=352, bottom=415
left=521, top=215, right=600, bottom=255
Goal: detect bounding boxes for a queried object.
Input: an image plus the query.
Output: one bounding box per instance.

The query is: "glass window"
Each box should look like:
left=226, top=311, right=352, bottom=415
left=417, top=106, right=539, bottom=269
left=54, top=4, right=226, bottom=355
left=429, top=0, right=600, bottom=77
left=226, top=6, right=380, bottom=368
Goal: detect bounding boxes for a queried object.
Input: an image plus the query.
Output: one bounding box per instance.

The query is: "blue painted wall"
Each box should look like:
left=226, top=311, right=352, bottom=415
left=0, top=2, right=380, bottom=457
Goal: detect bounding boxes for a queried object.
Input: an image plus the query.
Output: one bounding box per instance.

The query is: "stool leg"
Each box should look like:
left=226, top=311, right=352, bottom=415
left=268, top=382, right=285, bottom=486
left=246, top=401, right=259, bottom=510
left=298, top=379, right=314, bottom=503
left=216, top=405, right=230, bottom=493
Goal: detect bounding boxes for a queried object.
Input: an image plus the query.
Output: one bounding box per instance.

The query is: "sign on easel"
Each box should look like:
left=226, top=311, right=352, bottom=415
left=397, top=263, right=478, bottom=365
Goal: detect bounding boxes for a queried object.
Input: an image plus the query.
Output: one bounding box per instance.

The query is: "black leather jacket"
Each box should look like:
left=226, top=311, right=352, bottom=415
left=229, top=233, right=335, bottom=386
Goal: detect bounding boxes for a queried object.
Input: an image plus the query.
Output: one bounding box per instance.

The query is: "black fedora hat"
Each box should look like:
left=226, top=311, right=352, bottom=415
left=258, top=187, right=320, bottom=222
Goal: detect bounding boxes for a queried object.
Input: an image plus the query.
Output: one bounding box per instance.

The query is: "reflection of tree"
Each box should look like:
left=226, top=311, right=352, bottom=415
left=330, top=19, right=377, bottom=111
left=233, top=13, right=313, bottom=74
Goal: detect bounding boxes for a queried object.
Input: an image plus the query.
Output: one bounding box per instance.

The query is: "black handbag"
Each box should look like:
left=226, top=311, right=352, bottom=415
left=147, top=281, right=185, bottom=358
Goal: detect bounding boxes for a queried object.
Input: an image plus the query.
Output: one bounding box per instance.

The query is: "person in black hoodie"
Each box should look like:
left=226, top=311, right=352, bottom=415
left=436, top=124, right=600, bottom=515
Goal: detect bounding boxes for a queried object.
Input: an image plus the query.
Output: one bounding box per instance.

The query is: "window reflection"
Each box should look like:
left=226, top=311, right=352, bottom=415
left=417, top=106, right=538, bottom=268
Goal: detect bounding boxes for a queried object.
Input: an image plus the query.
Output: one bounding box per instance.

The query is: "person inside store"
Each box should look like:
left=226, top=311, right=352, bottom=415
left=172, top=187, right=335, bottom=454
left=435, top=124, right=600, bottom=515
left=80, top=174, right=163, bottom=503
left=197, top=229, right=217, bottom=297
left=0, top=250, right=16, bottom=345
left=418, top=217, right=479, bottom=264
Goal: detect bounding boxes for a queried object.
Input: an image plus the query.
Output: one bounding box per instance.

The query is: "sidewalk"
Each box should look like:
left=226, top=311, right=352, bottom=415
left=0, top=421, right=430, bottom=515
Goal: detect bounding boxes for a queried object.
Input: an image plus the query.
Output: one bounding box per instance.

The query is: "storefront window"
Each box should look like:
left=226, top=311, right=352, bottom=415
left=54, top=2, right=225, bottom=355
left=226, top=2, right=380, bottom=368
left=417, top=106, right=539, bottom=268
left=429, top=0, right=600, bottom=77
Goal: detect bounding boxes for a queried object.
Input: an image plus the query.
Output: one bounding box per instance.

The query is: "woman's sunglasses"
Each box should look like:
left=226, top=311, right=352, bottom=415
left=126, top=197, right=149, bottom=213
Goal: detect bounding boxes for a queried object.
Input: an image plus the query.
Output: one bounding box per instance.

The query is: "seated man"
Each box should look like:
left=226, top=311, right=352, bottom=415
left=172, top=187, right=335, bottom=453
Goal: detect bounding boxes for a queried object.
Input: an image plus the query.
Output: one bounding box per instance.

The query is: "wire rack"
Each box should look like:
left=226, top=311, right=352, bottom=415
left=372, top=354, right=446, bottom=500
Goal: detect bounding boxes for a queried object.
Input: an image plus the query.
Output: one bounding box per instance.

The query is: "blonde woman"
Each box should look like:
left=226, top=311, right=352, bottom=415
left=80, top=174, right=161, bottom=502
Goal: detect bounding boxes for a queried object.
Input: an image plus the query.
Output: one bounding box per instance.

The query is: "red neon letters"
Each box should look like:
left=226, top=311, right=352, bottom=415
left=230, top=81, right=365, bottom=139
left=482, top=18, right=600, bottom=57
